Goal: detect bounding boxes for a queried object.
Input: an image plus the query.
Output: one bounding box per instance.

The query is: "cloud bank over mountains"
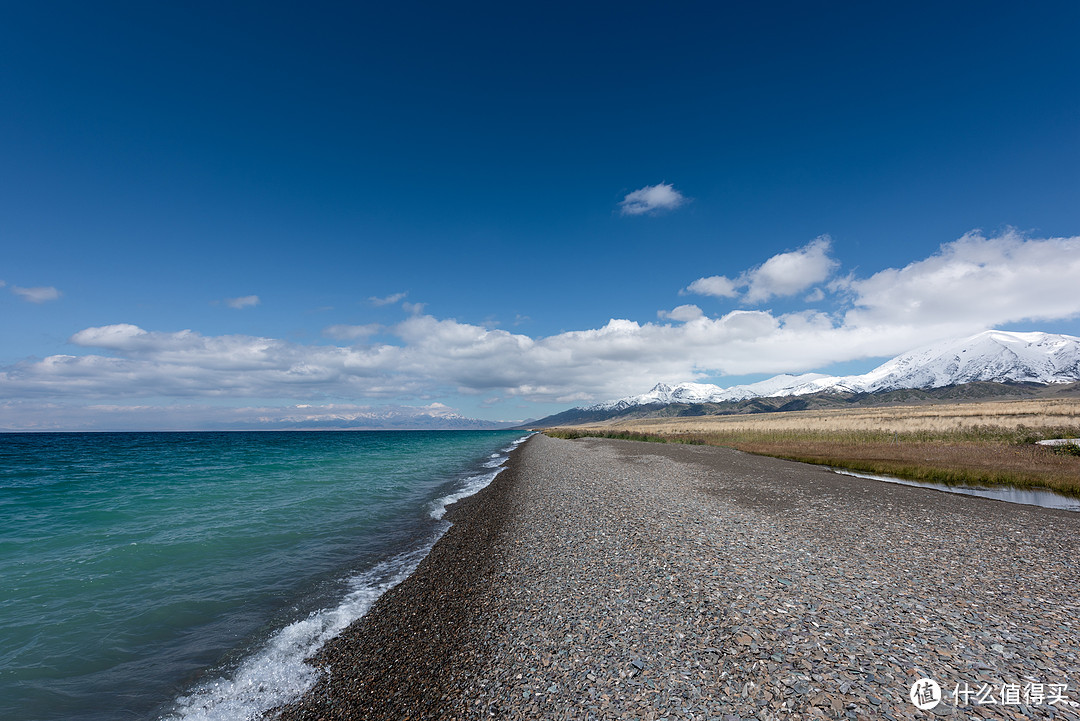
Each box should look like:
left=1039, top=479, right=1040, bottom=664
left=2, top=229, right=1079, bottom=429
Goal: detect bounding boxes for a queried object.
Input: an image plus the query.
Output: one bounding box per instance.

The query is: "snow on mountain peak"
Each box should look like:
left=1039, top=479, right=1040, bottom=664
left=855, top=330, right=1080, bottom=392
left=586, top=330, right=1080, bottom=412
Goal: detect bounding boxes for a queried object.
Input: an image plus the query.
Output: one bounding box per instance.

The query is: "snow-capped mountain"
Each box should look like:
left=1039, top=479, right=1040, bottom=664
left=592, top=374, right=830, bottom=411
left=845, top=330, right=1080, bottom=391
left=589, top=330, right=1080, bottom=411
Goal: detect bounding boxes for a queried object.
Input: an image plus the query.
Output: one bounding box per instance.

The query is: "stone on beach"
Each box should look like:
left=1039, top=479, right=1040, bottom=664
left=275, top=434, right=1080, bottom=720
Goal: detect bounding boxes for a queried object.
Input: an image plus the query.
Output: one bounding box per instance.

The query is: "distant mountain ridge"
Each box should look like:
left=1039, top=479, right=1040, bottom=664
left=211, top=407, right=523, bottom=431
left=538, top=331, right=1080, bottom=425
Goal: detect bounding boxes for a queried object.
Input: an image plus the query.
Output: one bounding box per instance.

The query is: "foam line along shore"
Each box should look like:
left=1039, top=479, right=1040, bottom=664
left=161, top=432, right=531, bottom=721
left=273, top=432, right=532, bottom=720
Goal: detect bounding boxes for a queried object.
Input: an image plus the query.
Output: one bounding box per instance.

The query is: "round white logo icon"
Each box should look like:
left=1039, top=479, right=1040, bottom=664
left=910, top=677, right=942, bottom=710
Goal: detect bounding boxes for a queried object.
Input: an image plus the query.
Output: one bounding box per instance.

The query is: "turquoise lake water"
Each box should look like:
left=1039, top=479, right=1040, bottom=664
left=0, top=430, right=527, bottom=721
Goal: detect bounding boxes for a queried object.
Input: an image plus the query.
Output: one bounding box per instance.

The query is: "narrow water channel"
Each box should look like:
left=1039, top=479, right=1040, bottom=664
left=832, top=469, right=1080, bottom=512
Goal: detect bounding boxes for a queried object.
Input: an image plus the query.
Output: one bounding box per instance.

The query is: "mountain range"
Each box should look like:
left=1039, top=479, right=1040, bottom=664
left=206, top=406, right=525, bottom=432
left=532, top=330, right=1080, bottom=426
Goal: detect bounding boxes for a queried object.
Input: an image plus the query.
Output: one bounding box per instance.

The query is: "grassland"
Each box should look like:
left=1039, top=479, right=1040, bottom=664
left=544, top=397, right=1080, bottom=497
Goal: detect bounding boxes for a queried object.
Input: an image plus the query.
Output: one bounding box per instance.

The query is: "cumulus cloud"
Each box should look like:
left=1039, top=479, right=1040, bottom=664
left=619, top=183, right=687, bottom=216
left=743, top=237, right=839, bottom=302
left=70, top=323, right=156, bottom=351
left=225, top=295, right=260, bottom=309
left=683, top=237, right=839, bottom=303
left=683, top=275, right=739, bottom=298
left=1, top=230, right=1078, bottom=420
left=658, top=304, right=705, bottom=322
left=0, top=400, right=500, bottom=432
left=11, top=285, right=61, bottom=303
left=370, top=292, right=407, bottom=306
left=323, top=323, right=382, bottom=341
left=839, top=229, right=1080, bottom=330
left=0, top=312, right=854, bottom=406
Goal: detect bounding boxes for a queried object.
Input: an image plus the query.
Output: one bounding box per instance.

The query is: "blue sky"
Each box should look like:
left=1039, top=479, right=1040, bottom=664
left=2, top=1, right=1079, bottom=429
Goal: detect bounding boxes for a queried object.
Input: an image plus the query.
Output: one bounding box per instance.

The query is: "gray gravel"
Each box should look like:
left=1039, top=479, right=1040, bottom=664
left=278, top=434, right=1080, bottom=720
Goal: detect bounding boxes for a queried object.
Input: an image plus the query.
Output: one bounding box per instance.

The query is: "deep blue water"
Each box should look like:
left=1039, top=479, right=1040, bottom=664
left=0, top=430, right=527, bottom=721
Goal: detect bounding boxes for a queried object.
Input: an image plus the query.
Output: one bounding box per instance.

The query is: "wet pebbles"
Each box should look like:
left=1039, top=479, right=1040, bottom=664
left=276, top=434, right=1080, bottom=720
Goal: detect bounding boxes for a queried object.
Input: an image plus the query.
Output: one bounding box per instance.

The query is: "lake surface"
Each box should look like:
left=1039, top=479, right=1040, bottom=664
left=0, top=430, right=528, bottom=721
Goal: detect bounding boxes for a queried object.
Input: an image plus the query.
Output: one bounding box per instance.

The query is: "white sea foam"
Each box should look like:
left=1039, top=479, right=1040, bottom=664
left=161, top=535, right=445, bottom=721
left=483, top=454, right=507, bottom=468
left=429, top=468, right=505, bottom=520
left=429, top=434, right=530, bottom=519
left=162, top=433, right=532, bottom=721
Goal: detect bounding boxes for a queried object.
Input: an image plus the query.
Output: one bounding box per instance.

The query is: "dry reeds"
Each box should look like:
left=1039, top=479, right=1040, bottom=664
left=545, top=398, right=1080, bottom=497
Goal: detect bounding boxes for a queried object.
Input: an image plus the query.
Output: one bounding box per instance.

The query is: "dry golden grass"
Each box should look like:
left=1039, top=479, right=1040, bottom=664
left=732, top=439, right=1080, bottom=495
left=547, top=398, right=1080, bottom=497
left=579, top=397, right=1080, bottom=435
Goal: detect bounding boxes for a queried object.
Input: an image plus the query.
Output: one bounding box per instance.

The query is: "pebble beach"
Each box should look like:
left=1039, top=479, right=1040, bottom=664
left=275, top=434, right=1080, bottom=720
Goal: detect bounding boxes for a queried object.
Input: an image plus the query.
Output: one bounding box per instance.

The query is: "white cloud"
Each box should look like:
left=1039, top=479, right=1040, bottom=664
left=1, top=230, right=1078, bottom=420
left=684, top=237, right=839, bottom=303
left=619, top=183, right=687, bottom=216
left=323, top=323, right=382, bottom=341
left=225, top=295, right=260, bottom=309
left=840, top=229, right=1080, bottom=330
left=11, top=285, right=61, bottom=303
left=370, top=292, right=407, bottom=306
left=70, top=323, right=155, bottom=351
left=743, top=237, right=839, bottom=302
left=658, top=304, right=705, bottom=322
left=683, top=275, right=739, bottom=298
left=0, top=400, right=503, bottom=431
left=402, top=301, right=426, bottom=315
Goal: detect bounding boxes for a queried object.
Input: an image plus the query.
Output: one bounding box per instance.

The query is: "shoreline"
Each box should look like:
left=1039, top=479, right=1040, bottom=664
left=272, top=434, right=525, bottom=720
left=275, top=434, right=1080, bottom=720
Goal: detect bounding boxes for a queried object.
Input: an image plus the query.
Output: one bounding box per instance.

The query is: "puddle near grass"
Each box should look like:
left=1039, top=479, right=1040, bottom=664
left=831, top=469, right=1080, bottom=512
